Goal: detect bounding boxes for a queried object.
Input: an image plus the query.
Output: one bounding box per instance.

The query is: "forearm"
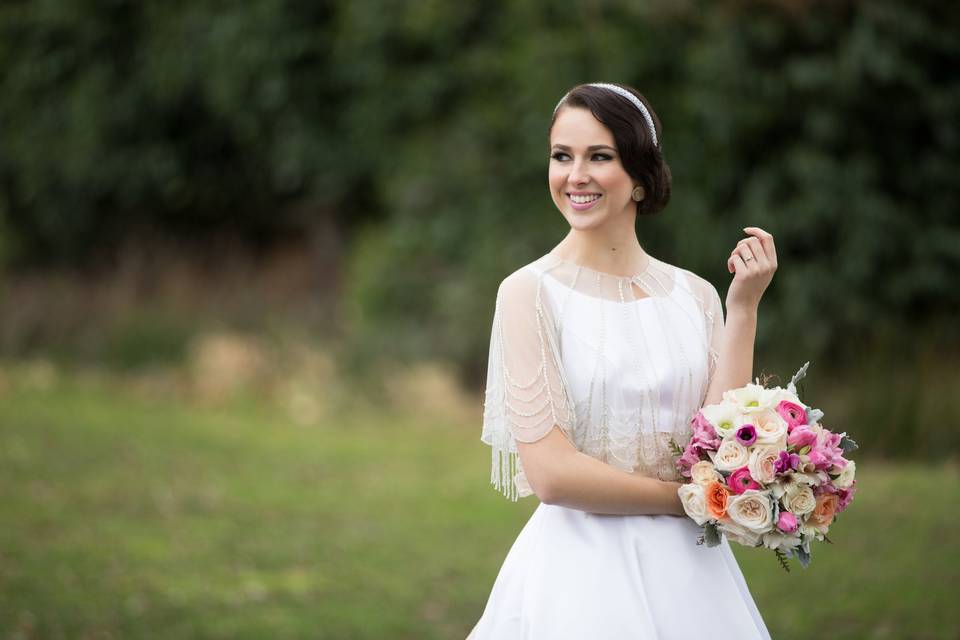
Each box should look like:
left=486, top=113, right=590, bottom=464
left=542, top=450, right=685, bottom=516
left=703, top=306, right=757, bottom=406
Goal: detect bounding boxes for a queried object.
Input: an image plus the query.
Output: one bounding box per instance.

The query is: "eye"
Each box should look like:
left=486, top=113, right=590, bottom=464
left=550, top=152, right=614, bottom=161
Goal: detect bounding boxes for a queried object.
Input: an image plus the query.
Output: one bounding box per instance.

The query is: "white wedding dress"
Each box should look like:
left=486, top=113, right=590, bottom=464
left=469, top=251, right=771, bottom=639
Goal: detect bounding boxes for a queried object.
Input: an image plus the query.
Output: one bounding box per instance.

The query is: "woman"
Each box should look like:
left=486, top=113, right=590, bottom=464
left=468, top=83, right=776, bottom=639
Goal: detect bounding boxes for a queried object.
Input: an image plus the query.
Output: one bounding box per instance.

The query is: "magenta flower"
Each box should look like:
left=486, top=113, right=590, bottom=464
left=727, top=466, right=761, bottom=494
left=776, top=400, right=808, bottom=432
left=774, top=450, right=800, bottom=474
left=735, top=424, right=757, bottom=447
left=777, top=511, right=799, bottom=533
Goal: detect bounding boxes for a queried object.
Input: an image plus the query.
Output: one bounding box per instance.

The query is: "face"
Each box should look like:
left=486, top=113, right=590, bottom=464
left=548, top=106, right=640, bottom=231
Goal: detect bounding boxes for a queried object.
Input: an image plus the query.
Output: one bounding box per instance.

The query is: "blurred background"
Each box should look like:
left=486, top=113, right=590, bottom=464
left=1, top=1, right=957, bottom=638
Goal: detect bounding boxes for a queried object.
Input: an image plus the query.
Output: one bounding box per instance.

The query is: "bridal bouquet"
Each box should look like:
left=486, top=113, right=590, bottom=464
left=673, top=363, right=858, bottom=571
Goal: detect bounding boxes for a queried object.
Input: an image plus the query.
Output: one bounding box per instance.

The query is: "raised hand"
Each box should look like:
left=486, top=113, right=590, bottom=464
left=725, top=226, right=777, bottom=313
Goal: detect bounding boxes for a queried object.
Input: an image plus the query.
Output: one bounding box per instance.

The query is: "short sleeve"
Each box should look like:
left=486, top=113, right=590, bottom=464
left=481, top=268, right=576, bottom=501
left=705, top=283, right=725, bottom=391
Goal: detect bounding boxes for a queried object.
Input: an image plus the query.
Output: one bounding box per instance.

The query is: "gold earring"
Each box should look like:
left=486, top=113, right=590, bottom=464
left=631, top=186, right=644, bottom=202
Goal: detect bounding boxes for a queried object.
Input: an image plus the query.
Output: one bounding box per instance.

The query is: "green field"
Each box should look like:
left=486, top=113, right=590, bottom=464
left=1, top=370, right=957, bottom=639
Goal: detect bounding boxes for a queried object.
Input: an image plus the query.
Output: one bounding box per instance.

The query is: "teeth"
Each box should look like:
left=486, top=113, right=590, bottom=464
left=570, top=194, right=600, bottom=204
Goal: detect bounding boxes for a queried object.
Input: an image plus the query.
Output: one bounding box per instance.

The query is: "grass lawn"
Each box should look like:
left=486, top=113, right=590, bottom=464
left=1, top=372, right=957, bottom=639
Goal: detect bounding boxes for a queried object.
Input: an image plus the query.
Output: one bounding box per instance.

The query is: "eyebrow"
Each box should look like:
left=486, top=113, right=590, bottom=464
left=551, top=144, right=617, bottom=152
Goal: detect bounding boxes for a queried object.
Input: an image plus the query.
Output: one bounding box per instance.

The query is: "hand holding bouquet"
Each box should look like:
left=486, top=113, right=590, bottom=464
left=673, top=363, right=858, bottom=571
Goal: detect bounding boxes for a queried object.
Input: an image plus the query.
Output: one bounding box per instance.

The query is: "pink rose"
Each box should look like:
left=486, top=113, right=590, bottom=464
left=787, top=425, right=817, bottom=449
left=776, top=511, right=798, bottom=533
left=727, top=465, right=761, bottom=494
left=776, top=400, right=807, bottom=432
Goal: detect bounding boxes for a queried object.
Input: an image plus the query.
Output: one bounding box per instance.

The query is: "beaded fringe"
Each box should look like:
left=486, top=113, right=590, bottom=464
left=491, top=447, right=520, bottom=502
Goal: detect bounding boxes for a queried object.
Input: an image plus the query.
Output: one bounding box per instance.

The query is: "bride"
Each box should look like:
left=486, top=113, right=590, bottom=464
left=468, top=83, right=776, bottom=639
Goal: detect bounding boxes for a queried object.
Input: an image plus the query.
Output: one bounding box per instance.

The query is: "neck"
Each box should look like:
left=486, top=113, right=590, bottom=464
left=552, top=227, right=650, bottom=277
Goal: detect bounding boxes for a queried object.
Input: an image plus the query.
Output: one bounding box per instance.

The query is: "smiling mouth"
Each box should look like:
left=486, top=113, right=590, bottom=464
left=567, top=193, right=601, bottom=204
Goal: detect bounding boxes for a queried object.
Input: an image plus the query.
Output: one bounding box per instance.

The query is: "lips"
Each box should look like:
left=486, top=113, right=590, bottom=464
left=566, top=193, right=602, bottom=211
left=568, top=193, right=601, bottom=204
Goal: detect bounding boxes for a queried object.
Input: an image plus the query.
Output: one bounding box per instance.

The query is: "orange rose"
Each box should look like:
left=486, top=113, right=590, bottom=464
left=705, top=481, right=730, bottom=520
left=810, top=493, right=839, bottom=527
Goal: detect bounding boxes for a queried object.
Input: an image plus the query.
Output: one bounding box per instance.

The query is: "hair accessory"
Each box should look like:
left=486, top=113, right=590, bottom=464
left=553, top=82, right=659, bottom=147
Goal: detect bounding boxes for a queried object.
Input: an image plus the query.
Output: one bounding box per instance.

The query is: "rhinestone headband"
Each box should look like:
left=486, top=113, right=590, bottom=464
left=553, top=82, right=659, bottom=147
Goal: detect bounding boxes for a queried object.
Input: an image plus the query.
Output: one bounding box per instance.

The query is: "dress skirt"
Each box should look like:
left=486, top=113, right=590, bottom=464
left=468, top=503, right=771, bottom=639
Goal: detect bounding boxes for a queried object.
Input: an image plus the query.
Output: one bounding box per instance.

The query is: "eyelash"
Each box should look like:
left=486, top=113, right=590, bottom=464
left=550, top=152, right=613, bottom=162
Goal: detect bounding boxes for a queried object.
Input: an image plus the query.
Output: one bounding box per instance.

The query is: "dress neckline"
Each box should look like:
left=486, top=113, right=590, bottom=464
left=546, top=250, right=655, bottom=281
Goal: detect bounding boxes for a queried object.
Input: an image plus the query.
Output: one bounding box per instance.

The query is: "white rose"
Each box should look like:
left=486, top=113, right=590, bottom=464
left=748, top=409, right=788, bottom=445
left=718, top=519, right=762, bottom=547
left=783, top=484, right=816, bottom=517
left=678, top=483, right=711, bottom=525
left=747, top=444, right=781, bottom=484
left=713, top=438, right=750, bottom=472
left=761, top=530, right=802, bottom=551
left=833, top=460, right=856, bottom=489
left=726, top=489, right=775, bottom=534
left=701, top=401, right=741, bottom=439
left=690, top=460, right=723, bottom=486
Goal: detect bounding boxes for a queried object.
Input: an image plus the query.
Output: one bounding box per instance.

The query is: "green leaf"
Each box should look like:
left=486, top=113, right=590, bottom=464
left=704, top=523, right=721, bottom=547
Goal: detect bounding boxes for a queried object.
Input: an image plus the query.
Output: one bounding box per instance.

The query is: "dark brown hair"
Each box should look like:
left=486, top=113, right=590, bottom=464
left=548, top=83, right=671, bottom=216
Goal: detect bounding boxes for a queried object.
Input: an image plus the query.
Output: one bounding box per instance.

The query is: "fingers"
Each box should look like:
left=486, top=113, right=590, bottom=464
left=743, top=226, right=777, bottom=266
left=728, top=252, right=746, bottom=275
left=728, top=226, right=778, bottom=277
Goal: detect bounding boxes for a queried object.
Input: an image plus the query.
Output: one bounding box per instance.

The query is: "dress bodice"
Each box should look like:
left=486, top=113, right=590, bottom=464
left=481, top=251, right=726, bottom=500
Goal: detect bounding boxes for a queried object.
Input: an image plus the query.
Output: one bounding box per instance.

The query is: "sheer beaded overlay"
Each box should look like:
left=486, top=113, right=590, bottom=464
left=481, top=251, right=726, bottom=501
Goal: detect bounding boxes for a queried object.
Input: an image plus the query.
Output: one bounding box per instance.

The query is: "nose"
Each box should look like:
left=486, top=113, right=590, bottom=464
left=567, top=157, right=590, bottom=186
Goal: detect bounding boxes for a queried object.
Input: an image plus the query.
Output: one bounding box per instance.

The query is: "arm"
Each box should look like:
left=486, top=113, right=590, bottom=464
left=517, top=427, right=685, bottom=516
left=703, top=226, right=777, bottom=407
left=702, top=307, right=756, bottom=407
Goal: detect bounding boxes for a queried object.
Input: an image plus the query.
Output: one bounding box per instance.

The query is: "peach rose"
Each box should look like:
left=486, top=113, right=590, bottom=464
left=705, top=480, right=730, bottom=520
left=810, top=493, right=839, bottom=528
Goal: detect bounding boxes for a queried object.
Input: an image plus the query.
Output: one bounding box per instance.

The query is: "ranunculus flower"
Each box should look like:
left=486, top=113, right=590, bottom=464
left=726, top=489, right=774, bottom=534
left=735, top=424, right=757, bottom=447
left=727, top=465, right=761, bottom=494
left=690, top=460, right=722, bottom=486
left=678, top=482, right=710, bottom=525
left=810, top=493, right=839, bottom=529
left=787, top=425, right=817, bottom=449
left=747, top=444, right=780, bottom=484
left=776, top=400, right=808, bottom=431
left=776, top=511, right=798, bottom=533
left=705, top=481, right=730, bottom=519
left=713, top=438, right=750, bottom=471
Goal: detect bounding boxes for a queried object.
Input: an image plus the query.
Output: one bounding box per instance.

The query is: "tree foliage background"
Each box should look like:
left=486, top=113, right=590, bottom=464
left=1, top=0, right=957, bottom=421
